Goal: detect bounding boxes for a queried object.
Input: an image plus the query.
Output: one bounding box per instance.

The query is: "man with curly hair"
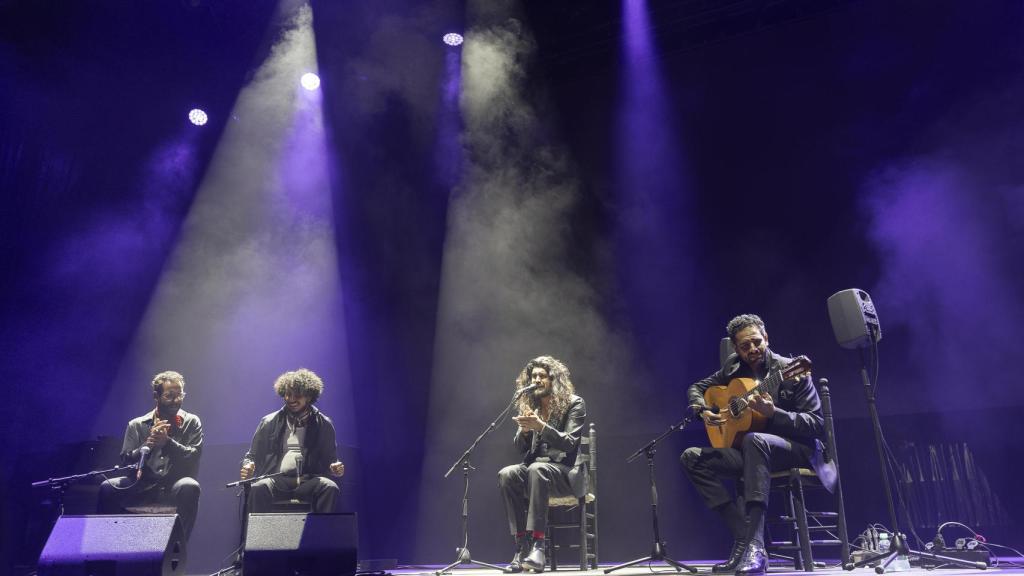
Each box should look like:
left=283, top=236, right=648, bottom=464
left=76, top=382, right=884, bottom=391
left=498, top=356, right=587, bottom=573
left=98, top=370, right=203, bottom=540
left=240, top=368, right=345, bottom=513
left=681, top=315, right=834, bottom=576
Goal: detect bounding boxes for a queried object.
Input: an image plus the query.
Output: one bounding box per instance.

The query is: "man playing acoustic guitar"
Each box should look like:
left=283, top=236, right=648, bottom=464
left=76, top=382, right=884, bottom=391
left=681, top=314, right=835, bottom=575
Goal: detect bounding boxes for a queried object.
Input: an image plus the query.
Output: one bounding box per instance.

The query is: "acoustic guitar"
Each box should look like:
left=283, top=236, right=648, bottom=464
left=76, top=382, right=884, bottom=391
left=702, top=355, right=812, bottom=449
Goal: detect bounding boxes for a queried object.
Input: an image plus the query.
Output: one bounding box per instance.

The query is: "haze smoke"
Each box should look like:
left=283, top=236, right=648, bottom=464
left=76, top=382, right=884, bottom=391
left=863, top=82, right=1024, bottom=412
left=94, top=4, right=355, bottom=444
left=414, top=2, right=627, bottom=560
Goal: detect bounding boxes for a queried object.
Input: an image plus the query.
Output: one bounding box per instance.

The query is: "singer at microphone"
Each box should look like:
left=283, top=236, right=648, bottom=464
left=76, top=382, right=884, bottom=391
left=97, top=371, right=204, bottom=542
left=516, top=383, right=541, bottom=397
left=498, top=355, right=588, bottom=573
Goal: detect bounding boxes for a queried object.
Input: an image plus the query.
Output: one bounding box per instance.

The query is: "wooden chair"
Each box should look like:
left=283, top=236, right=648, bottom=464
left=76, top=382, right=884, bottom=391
left=545, top=423, right=599, bottom=571
left=766, top=382, right=850, bottom=571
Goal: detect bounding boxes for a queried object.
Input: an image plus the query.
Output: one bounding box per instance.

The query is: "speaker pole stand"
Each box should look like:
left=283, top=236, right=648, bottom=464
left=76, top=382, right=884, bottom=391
left=842, top=344, right=985, bottom=573
left=605, top=416, right=697, bottom=574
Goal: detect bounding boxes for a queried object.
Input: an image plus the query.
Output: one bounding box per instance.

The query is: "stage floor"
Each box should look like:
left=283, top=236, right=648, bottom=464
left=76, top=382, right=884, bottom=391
left=377, top=559, right=1024, bottom=576
left=181, top=557, right=1024, bottom=576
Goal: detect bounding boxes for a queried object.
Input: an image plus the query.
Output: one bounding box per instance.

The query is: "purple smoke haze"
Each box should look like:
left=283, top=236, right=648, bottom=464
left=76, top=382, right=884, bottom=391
left=864, top=156, right=1024, bottom=412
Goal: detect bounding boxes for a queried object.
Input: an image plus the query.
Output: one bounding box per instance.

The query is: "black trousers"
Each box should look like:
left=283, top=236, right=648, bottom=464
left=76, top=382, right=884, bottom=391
left=248, top=475, right=339, bottom=513
left=680, top=432, right=814, bottom=510
left=98, top=476, right=201, bottom=540
left=498, top=461, right=574, bottom=536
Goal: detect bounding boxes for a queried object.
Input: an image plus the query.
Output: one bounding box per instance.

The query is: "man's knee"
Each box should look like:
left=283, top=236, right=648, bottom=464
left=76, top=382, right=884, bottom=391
left=97, top=478, right=124, bottom=511
left=741, top=432, right=770, bottom=453
left=317, top=477, right=340, bottom=495
left=99, top=478, right=117, bottom=494
left=498, top=465, right=520, bottom=488
left=250, top=478, right=274, bottom=495
left=681, top=447, right=703, bottom=470
left=526, top=462, right=552, bottom=482
left=173, top=477, right=201, bottom=499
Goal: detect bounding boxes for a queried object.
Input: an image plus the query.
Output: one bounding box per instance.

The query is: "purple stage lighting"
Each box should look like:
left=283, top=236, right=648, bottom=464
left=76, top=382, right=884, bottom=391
left=442, top=32, right=463, bottom=46
left=300, top=72, right=321, bottom=91
left=188, top=109, right=208, bottom=126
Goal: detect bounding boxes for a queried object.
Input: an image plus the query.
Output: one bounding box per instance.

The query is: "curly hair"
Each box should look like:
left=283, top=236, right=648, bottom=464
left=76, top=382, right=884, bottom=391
left=726, top=314, right=767, bottom=342
left=151, top=371, right=186, bottom=396
left=514, top=355, right=576, bottom=424
left=273, top=368, right=324, bottom=404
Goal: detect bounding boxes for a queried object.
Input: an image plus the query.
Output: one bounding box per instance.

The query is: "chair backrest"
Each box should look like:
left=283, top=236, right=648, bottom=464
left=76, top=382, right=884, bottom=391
left=569, top=423, right=597, bottom=499
left=720, top=337, right=735, bottom=367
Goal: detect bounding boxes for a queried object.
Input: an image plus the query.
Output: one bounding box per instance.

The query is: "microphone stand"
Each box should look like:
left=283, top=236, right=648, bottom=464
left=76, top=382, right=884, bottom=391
left=32, top=464, right=139, bottom=517
left=213, top=471, right=290, bottom=576
left=605, top=414, right=698, bottom=574
left=437, top=388, right=530, bottom=575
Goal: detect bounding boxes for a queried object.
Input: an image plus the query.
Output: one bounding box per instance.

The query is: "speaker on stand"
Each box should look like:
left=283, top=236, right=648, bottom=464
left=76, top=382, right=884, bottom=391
left=827, top=289, right=985, bottom=573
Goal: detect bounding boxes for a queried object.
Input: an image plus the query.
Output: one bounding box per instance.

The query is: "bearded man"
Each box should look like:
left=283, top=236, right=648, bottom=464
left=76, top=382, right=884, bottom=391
left=498, top=356, right=587, bottom=573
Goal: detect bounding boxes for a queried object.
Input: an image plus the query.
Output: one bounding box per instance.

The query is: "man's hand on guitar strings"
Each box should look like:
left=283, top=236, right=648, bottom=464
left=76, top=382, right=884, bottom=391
left=701, top=408, right=726, bottom=426
left=747, top=392, right=775, bottom=417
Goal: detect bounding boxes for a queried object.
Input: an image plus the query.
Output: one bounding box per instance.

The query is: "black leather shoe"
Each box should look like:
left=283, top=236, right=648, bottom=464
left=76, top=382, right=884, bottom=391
left=712, top=539, right=748, bottom=573
left=735, top=540, right=767, bottom=576
left=522, top=538, right=546, bottom=573
left=507, top=536, right=531, bottom=573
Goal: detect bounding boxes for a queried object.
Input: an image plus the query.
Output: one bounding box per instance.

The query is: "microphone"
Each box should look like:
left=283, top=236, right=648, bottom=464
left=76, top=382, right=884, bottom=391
left=136, top=446, right=151, bottom=480
left=515, top=383, right=541, bottom=397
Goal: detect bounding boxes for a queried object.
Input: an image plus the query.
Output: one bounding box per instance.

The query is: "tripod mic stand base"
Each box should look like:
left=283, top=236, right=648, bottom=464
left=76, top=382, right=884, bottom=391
left=436, top=547, right=509, bottom=575
left=604, top=543, right=698, bottom=574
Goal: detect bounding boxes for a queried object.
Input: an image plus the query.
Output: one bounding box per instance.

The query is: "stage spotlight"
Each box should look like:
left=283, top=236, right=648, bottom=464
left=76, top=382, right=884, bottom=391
left=300, top=72, right=321, bottom=91
left=188, top=108, right=208, bottom=126
left=442, top=32, right=463, bottom=46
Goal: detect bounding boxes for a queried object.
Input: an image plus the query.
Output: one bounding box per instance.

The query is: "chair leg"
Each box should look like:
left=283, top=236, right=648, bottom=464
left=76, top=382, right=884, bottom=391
left=549, top=534, right=558, bottom=572
left=790, top=470, right=814, bottom=572
left=589, top=496, right=598, bottom=565
left=578, top=498, right=587, bottom=571
left=833, top=474, right=851, bottom=566
left=783, top=483, right=802, bottom=571
left=548, top=507, right=558, bottom=572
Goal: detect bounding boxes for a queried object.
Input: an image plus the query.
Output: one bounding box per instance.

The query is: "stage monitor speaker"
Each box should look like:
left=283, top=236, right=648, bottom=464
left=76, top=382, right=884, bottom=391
left=827, top=288, right=882, bottom=350
left=37, top=514, right=186, bottom=576
left=244, top=512, right=358, bottom=576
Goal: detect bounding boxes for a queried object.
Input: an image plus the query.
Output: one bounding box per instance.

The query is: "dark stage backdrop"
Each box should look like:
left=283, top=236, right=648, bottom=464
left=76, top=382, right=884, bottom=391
left=2, top=0, right=1023, bottom=573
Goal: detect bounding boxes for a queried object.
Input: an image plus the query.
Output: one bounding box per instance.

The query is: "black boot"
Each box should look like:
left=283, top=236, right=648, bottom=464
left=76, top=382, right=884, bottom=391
left=507, top=535, right=531, bottom=573
left=735, top=540, right=767, bottom=576
left=712, top=539, right=748, bottom=573
left=522, top=538, right=546, bottom=573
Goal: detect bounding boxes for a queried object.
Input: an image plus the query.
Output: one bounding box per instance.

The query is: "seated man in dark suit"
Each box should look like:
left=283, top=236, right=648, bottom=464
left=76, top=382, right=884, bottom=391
left=681, top=314, right=834, bottom=575
left=240, top=368, right=345, bottom=512
left=98, top=370, right=203, bottom=540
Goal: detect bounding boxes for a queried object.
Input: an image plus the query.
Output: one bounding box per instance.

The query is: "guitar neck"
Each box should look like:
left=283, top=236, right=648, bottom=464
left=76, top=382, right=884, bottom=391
left=751, top=369, right=782, bottom=397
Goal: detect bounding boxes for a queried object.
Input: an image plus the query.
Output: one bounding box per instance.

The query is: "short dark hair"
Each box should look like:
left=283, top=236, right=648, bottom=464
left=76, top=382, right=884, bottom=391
left=726, top=314, right=766, bottom=343
left=152, top=371, right=186, bottom=396
left=273, top=368, right=324, bottom=404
